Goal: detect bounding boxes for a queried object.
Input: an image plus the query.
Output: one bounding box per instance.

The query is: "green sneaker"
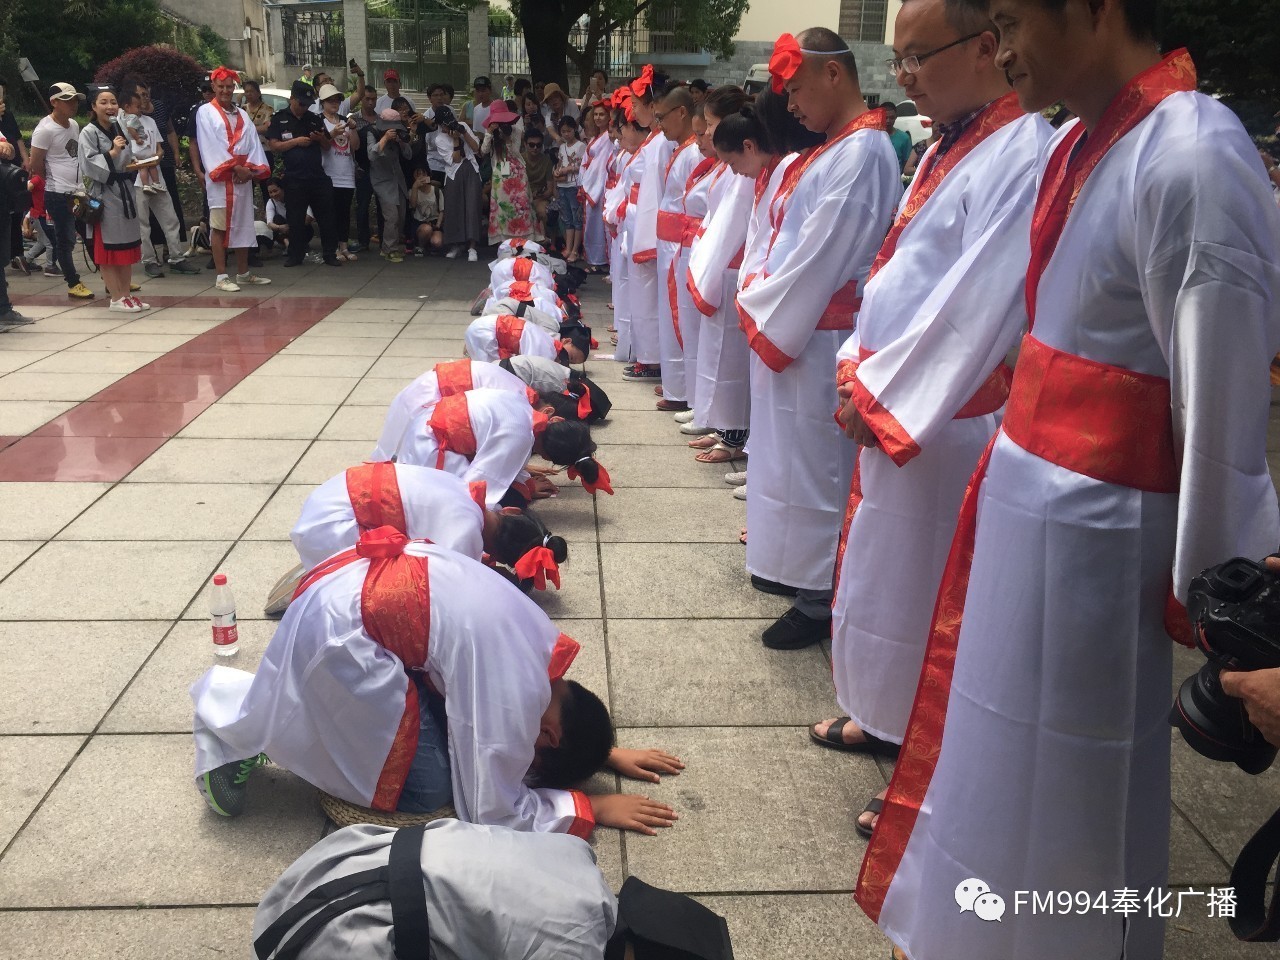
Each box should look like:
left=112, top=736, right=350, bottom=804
left=197, top=753, right=269, bottom=817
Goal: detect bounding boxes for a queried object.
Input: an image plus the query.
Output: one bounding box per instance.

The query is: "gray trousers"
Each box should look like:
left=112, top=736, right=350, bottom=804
left=135, top=184, right=187, bottom=265
left=794, top=588, right=833, bottom=620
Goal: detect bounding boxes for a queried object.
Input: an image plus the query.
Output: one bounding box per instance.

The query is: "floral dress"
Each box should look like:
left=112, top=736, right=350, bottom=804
left=488, top=151, right=538, bottom=244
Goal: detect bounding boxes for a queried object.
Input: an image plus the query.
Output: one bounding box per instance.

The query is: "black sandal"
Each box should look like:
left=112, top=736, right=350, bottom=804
left=856, top=796, right=883, bottom=840
left=808, top=717, right=902, bottom=758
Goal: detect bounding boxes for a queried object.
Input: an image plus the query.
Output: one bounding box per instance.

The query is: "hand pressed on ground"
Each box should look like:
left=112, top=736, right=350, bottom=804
left=589, top=793, right=679, bottom=836
left=607, top=747, right=685, bottom=783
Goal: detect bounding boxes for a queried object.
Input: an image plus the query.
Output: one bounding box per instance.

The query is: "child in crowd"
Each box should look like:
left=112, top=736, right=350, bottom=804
left=121, top=107, right=164, bottom=194
left=18, top=173, right=58, bottom=276
left=263, top=179, right=315, bottom=258
left=554, top=116, right=586, bottom=262
left=408, top=167, right=445, bottom=255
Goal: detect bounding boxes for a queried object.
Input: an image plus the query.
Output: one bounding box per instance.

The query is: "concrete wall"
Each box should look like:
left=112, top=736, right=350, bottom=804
left=468, top=4, right=490, bottom=83
left=163, top=0, right=270, bottom=79
left=697, top=40, right=899, bottom=107
left=734, top=0, right=841, bottom=42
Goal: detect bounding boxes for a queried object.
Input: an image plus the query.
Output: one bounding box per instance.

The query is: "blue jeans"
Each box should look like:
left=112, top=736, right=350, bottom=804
left=396, top=680, right=453, bottom=813
left=557, top=185, right=583, bottom=230
left=45, top=191, right=81, bottom=288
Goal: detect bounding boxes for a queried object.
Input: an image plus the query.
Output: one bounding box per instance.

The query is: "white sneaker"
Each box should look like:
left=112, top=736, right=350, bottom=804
left=467, top=248, right=478, bottom=262
left=108, top=297, right=143, bottom=313
left=214, top=277, right=241, bottom=293
left=304, top=252, right=324, bottom=264
left=445, top=247, right=460, bottom=259
left=680, top=423, right=714, bottom=436
left=236, top=273, right=272, bottom=285
left=673, top=410, right=695, bottom=424
left=733, top=485, right=747, bottom=501
left=724, top=470, right=748, bottom=486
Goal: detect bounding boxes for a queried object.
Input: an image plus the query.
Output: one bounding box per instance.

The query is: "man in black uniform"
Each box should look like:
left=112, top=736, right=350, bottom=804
left=266, top=80, right=340, bottom=267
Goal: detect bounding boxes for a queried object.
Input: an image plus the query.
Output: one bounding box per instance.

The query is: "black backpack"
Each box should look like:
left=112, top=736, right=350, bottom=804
left=0, top=163, right=31, bottom=220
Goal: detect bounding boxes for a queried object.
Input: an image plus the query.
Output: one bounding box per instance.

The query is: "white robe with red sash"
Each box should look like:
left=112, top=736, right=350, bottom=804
left=580, top=132, right=614, bottom=267
left=859, top=55, right=1280, bottom=960
left=735, top=116, right=899, bottom=590
left=195, top=100, right=270, bottom=250
left=605, top=146, right=639, bottom=362
left=629, top=132, right=675, bottom=365
left=391, top=388, right=539, bottom=508
left=291, top=462, right=487, bottom=570
left=830, top=103, right=1049, bottom=745
left=671, top=156, right=718, bottom=411
left=654, top=137, right=701, bottom=402
left=482, top=288, right=565, bottom=322
left=372, top=359, right=532, bottom=462
left=489, top=257, right=555, bottom=292
left=465, top=313, right=561, bottom=364
left=192, top=536, right=594, bottom=834
left=687, top=165, right=753, bottom=430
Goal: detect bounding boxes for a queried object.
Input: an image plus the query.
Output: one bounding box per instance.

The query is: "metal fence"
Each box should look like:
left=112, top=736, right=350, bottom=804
left=281, top=4, right=346, bottom=68
left=489, top=19, right=643, bottom=90
left=367, top=13, right=470, bottom=93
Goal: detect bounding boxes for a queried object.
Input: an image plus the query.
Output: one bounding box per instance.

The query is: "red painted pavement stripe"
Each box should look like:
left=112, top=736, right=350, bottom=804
left=0, top=296, right=346, bottom=481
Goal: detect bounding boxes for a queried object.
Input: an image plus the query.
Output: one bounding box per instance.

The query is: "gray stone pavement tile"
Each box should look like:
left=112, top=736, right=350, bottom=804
left=597, top=487, right=745, bottom=543
left=0, top=399, right=78, bottom=434
left=183, top=540, right=299, bottom=621
left=0, top=621, right=170, bottom=733
left=0, top=907, right=259, bottom=960
left=126, top=438, right=311, bottom=484
left=303, top=321, right=407, bottom=339
left=242, top=484, right=313, bottom=541
left=317, top=404, right=389, bottom=441
left=0, top=371, right=123, bottom=401
left=597, top=443, right=745, bottom=488
left=592, top=409, right=715, bottom=446
left=1170, top=731, right=1279, bottom=867
left=561, top=619, right=607, bottom=701
left=285, top=440, right=375, bottom=485
left=528, top=484, right=598, bottom=541
left=217, top=375, right=360, bottom=405
left=57, top=483, right=276, bottom=541
left=103, top=620, right=275, bottom=733
left=1163, top=888, right=1277, bottom=959
left=0, top=541, right=229, bottom=621
left=344, top=378, right=408, bottom=406
left=531, top=540, right=602, bottom=619
left=335, top=297, right=424, bottom=311
left=608, top=619, right=835, bottom=727
left=252, top=354, right=379, bottom=379
left=0, top=735, right=83, bottom=848
left=177, top=402, right=339, bottom=440
left=391, top=327, right=472, bottom=347
left=22, top=350, right=164, bottom=373
left=279, top=335, right=390, bottom=356
left=1169, top=806, right=1231, bottom=885
left=0, top=303, right=76, bottom=319
left=14, top=316, right=128, bottom=334
left=366, top=354, right=459, bottom=380
left=618, top=727, right=879, bottom=892
left=696, top=894, right=891, bottom=960
left=322, top=307, right=419, bottom=323
left=0, top=734, right=325, bottom=907
left=0, top=540, right=40, bottom=580
left=0, top=331, right=97, bottom=350
left=108, top=317, right=225, bottom=336
left=0, top=482, right=109, bottom=539
left=599, top=382, right=687, bottom=411
left=66, top=333, right=196, bottom=353
left=0, top=350, right=54, bottom=374
left=601, top=543, right=790, bottom=619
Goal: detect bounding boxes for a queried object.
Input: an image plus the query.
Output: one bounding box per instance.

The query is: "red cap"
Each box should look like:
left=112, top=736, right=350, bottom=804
left=213, top=574, right=228, bottom=585
left=384, top=69, right=400, bottom=82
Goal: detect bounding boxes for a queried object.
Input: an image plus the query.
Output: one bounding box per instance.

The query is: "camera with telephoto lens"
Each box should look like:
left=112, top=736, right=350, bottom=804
left=1170, top=556, right=1280, bottom=774
left=434, top=105, right=465, bottom=135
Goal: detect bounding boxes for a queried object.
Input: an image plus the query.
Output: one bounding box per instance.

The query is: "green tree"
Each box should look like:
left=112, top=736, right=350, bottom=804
left=489, top=4, right=519, bottom=36
left=1161, top=0, right=1280, bottom=121
left=514, top=0, right=749, bottom=89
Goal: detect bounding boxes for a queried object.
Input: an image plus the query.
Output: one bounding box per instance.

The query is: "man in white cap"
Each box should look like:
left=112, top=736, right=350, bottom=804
left=28, top=82, right=95, bottom=300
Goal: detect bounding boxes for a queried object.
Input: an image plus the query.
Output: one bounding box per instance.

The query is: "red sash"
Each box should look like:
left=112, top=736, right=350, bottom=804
left=512, top=258, right=534, bottom=282
left=428, top=394, right=477, bottom=470
left=345, top=462, right=407, bottom=535
left=433, top=359, right=474, bottom=397
left=205, top=103, right=265, bottom=237
left=656, top=210, right=693, bottom=243
left=868, top=94, right=1024, bottom=279
left=858, top=55, right=1194, bottom=918
left=494, top=314, right=525, bottom=359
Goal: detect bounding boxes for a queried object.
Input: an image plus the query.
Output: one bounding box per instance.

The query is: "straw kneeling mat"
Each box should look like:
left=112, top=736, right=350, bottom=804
left=320, top=792, right=457, bottom=828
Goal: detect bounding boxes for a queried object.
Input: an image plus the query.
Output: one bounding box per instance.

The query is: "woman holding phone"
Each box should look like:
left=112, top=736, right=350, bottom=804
left=78, top=85, right=145, bottom=312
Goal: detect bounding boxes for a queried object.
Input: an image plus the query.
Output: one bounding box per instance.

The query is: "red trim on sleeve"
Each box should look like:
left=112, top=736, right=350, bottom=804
left=1164, top=586, right=1195, bottom=648
left=632, top=249, right=657, bottom=264
left=848, top=373, right=922, bottom=467
left=567, top=789, right=596, bottom=839
left=735, top=298, right=794, bottom=373
left=836, top=358, right=859, bottom=388
left=688, top=274, right=717, bottom=318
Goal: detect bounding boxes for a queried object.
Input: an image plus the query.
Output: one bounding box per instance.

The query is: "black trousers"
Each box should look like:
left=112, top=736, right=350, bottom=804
left=283, top=176, right=337, bottom=262
left=331, top=186, right=354, bottom=245
left=0, top=210, right=12, bottom=314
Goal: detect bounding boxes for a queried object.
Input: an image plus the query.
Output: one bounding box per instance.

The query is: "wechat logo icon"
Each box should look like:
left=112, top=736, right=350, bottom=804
left=956, top=878, right=1006, bottom=922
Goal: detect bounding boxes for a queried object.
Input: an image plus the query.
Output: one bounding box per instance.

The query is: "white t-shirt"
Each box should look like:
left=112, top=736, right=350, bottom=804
left=321, top=115, right=357, bottom=188
left=557, top=140, right=586, bottom=188
left=376, top=93, right=414, bottom=114
left=470, top=101, right=492, bottom=135
left=31, top=115, right=82, bottom=194
left=132, top=114, right=162, bottom=161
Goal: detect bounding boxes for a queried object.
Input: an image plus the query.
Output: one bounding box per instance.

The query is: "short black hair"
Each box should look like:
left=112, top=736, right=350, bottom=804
left=533, top=680, right=615, bottom=789
left=558, top=114, right=579, bottom=133
left=703, top=85, right=749, bottom=122
left=796, top=26, right=861, bottom=84
left=490, top=512, right=568, bottom=566
left=540, top=419, right=596, bottom=466
left=592, top=68, right=608, bottom=80
left=1032, top=0, right=1158, bottom=38
left=427, top=82, right=454, bottom=97
left=514, top=78, right=532, bottom=97
left=390, top=96, right=411, bottom=111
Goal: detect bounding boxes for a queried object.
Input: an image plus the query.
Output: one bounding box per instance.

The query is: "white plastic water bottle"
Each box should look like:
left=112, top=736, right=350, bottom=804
left=210, top=573, right=239, bottom=657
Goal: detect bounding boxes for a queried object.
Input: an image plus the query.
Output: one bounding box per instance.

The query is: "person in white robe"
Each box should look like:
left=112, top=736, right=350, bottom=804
left=371, top=359, right=536, bottom=462
left=253, top=820, right=618, bottom=960
left=734, top=36, right=898, bottom=650
left=196, top=67, right=272, bottom=288
left=579, top=108, right=615, bottom=270
left=489, top=254, right=555, bottom=291
left=651, top=86, right=702, bottom=410
left=856, top=20, right=1280, bottom=960
left=482, top=286, right=566, bottom=322
left=605, top=118, right=646, bottom=364
left=192, top=533, right=683, bottom=833
left=465, top=312, right=564, bottom=365
left=621, top=68, right=674, bottom=383
left=812, top=1, right=1050, bottom=845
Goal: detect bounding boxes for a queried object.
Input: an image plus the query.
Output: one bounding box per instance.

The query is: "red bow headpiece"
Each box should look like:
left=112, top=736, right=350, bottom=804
left=567, top=457, right=614, bottom=495
left=630, top=65, right=655, bottom=99
left=210, top=66, right=239, bottom=85
left=514, top=538, right=561, bottom=591
left=769, top=34, right=804, bottom=93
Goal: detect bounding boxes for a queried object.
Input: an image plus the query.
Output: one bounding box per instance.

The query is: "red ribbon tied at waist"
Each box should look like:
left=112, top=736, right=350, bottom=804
left=356, top=525, right=413, bottom=559
left=770, top=34, right=804, bottom=93
left=514, top=545, right=561, bottom=591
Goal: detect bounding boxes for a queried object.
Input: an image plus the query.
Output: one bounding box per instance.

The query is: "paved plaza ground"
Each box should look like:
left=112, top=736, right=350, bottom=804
left=0, top=254, right=1276, bottom=958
